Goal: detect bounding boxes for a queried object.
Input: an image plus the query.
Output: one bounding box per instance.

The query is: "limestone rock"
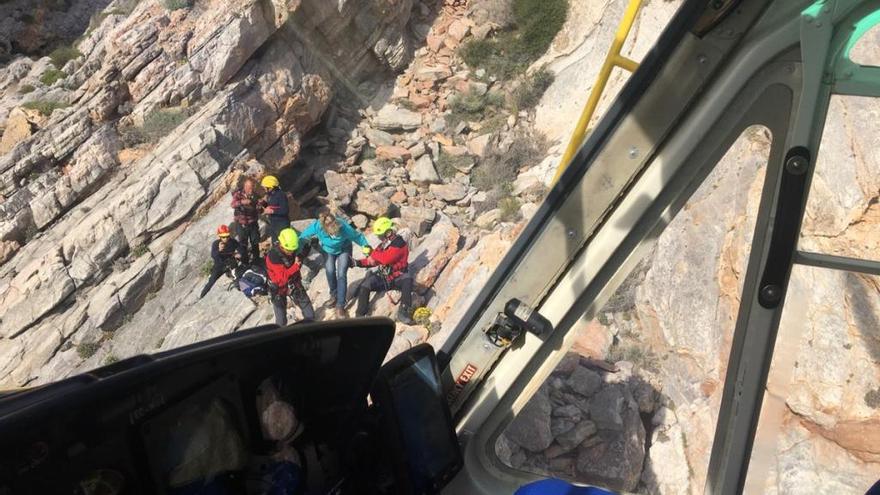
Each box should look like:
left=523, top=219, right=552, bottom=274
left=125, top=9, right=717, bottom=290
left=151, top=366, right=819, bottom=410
left=365, top=127, right=395, bottom=146
left=506, top=387, right=554, bottom=452
left=399, top=205, right=436, bottom=236
left=353, top=190, right=391, bottom=217
left=373, top=105, right=422, bottom=131
left=429, top=182, right=468, bottom=202
left=409, top=215, right=460, bottom=290
left=411, top=154, right=441, bottom=184
left=324, top=170, right=359, bottom=207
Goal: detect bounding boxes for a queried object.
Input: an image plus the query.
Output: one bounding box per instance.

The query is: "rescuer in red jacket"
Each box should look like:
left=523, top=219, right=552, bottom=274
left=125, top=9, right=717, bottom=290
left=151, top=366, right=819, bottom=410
left=354, top=217, right=415, bottom=325
left=265, top=228, right=315, bottom=326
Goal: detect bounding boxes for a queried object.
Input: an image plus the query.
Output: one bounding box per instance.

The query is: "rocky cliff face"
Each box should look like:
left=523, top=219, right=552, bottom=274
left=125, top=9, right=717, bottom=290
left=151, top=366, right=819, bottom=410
left=2, top=0, right=879, bottom=493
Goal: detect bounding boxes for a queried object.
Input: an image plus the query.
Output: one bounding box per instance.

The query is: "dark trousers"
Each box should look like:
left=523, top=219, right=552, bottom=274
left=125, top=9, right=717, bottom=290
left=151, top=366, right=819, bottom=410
left=272, top=285, right=315, bottom=326
left=268, top=216, right=289, bottom=244
left=200, top=259, right=236, bottom=299
left=355, top=273, right=413, bottom=317
left=236, top=222, right=260, bottom=264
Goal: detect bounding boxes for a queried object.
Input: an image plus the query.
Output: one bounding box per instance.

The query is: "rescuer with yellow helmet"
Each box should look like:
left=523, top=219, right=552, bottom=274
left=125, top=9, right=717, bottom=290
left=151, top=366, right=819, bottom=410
left=260, top=175, right=289, bottom=244
left=354, top=217, right=415, bottom=325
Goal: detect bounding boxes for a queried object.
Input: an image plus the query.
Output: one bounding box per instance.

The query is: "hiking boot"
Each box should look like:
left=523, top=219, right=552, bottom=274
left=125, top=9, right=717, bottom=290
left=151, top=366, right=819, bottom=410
left=397, top=307, right=415, bottom=325
left=336, top=307, right=348, bottom=319
left=324, top=296, right=337, bottom=309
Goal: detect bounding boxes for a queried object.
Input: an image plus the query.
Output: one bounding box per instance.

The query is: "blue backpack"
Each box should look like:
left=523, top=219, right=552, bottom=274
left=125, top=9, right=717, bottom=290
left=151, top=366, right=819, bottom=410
left=239, top=268, right=268, bottom=298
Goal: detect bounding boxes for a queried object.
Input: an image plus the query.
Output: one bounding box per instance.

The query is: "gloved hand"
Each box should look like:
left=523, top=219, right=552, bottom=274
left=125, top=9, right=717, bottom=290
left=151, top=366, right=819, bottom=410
left=362, top=245, right=372, bottom=255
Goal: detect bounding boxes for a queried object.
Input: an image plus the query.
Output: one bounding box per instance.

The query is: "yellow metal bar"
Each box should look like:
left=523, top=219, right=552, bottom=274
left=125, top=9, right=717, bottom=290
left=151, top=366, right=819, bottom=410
left=552, top=0, right=645, bottom=184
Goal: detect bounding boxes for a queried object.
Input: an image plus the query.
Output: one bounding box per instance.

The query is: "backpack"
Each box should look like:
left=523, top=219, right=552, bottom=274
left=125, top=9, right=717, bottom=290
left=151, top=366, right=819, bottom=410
left=239, top=267, right=269, bottom=298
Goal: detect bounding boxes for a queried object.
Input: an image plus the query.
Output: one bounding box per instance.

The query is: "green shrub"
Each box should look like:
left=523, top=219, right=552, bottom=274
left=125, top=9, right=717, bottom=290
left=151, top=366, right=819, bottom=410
left=396, top=98, right=418, bottom=111
left=40, top=68, right=66, bottom=86
left=512, top=0, right=568, bottom=58
left=121, top=107, right=188, bottom=146
left=435, top=152, right=473, bottom=178
left=447, top=89, right=504, bottom=126
left=22, top=99, right=69, bottom=116
left=201, top=261, right=213, bottom=277
left=103, top=354, right=120, bottom=365
left=472, top=129, right=547, bottom=191
left=164, top=0, right=191, bottom=10
left=498, top=196, right=521, bottom=222
left=49, top=46, right=82, bottom=68
left=77, top=341, right=100, bottom=359
left=513, top=67, right=555, bottom=110
left=131, top=245, right=149, bottom=258
left=361, top=146, right=376, bottom=160
left=459, top=0, right=568, bottom=79
left=18, top=84, right=35, bottom=94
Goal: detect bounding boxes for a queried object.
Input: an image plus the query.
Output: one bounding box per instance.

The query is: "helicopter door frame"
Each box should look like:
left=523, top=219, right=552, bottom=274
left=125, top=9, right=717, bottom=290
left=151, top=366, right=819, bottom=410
left=442, top=0, right=880, bottom=494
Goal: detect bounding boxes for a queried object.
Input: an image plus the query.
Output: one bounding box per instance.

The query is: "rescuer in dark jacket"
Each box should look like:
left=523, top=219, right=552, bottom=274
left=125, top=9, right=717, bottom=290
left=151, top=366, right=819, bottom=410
left=200, top=225, right=245, bottom=299
left=260, top=175, right=289, bottom=245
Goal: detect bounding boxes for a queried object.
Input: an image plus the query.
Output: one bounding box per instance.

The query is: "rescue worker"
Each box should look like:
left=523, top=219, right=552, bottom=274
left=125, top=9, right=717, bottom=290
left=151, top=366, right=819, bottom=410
left=354, top=217, right=415, bottom=325
left=266, top=228, right=315, bottom=326
left=299, top=212, right=372, bottom=318
left=231, top=177, right=261, bottom=264
left=200, top=225, right=246, bottom=299
left=260, top=175, right=289, bottom=244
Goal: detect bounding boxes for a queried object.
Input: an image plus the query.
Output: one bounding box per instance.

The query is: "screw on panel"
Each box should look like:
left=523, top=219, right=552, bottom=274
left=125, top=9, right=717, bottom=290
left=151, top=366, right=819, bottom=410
left=697, top=54, right=708, bottom=64
left=628, top=146, right=639, bottom=159
left=785, top=155, right=809, bottom=175
left=567, top=229, right=576, bottom=239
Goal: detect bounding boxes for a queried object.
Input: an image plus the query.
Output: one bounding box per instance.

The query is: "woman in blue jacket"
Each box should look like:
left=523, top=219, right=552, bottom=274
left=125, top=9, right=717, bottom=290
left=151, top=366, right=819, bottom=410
left=299, top=212, right=371, bottom=317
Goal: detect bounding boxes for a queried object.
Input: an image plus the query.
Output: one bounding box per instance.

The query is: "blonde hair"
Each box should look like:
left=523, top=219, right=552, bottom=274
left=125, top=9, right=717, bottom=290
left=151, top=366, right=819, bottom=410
left=320, top=212, right=341, bottom=236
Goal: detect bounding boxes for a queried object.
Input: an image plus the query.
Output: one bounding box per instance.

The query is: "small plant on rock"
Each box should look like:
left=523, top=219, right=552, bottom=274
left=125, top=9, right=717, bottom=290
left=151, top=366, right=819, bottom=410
left=103, top=354, right=120, bottom=365
left=164, top=0, right=191, bottom=10
left=131, top=245, right=149, bottom=258
left=77, top=341, right=100, bottom=359
left=446, top=89, right=505, bottom=126
left=498, top=196, right=521, bottom=222
left=201, top=261, right=213, bottom=277
left=40, top=68, right=66, bottom=86
left=18, top=84, right=35, bottom=94
left=120, top=107, right=188, bottom=146
left=48, top=45, right=82, bottom=68
left=513, top=67, right=555, bottom=110
left=22, top=99, right=69, bottom=116
left=435, top=151, right=473, bottom=178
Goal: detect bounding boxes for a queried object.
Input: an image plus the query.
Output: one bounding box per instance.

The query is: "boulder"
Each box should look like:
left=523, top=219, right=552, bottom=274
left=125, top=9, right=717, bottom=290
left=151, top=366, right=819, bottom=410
left=556, top=420, right=597, bottom=452
left=576, top=392, right=646, bottom=492
left=353, top=190, right=391, bottom=217
left=568, top=365, right=603, bottom=397
left=373, top=105, right=422, bottom=131
left=324, top=170, right=359, bottom=207
left=447, top=20, right=470, bottom=41
left=410, top=155, right=441, bottom=185
left=430, top=183, right=468, bottom=202
left=409, top=216, right=460, bottom=289
left=475, top=209, right=500, bottom=229
left=375, top=145, right=411, bottom=161
left=467, top=133, right=492, bottom=157
left=399, top=206, right=436, bottom=236
left=364, top=127, right=395, bottom=146
left=506, top=388, right=553, bottom=452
